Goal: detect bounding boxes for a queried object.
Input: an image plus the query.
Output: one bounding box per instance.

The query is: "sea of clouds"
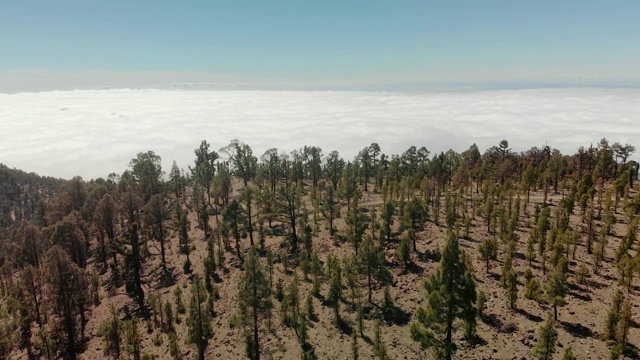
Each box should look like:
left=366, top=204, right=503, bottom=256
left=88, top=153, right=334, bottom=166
left=1, top=88, right=639, bottom=180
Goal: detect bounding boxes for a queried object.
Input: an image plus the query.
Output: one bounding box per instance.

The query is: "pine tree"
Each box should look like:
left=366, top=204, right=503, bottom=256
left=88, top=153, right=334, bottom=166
left=500, top=250, right=513, bottom=288
left=124, top=224, right=144, bottom=308
left=614, top=297, right=632, bottom=357
left=504, top=268, right=518, bottom=310
left=43, top=246, right=88, bottom=360
left=357, top=236, right=392, bottom=303
left=34, top=326, right=55, bottom=360
left=464, top=216, right=471, bottom=239
left=410, top=232, right=476, bottom=360
left=346, top=191, right=368, bottom=252
left=476, top=291, right=487, bottom=318
left=187, top=276, right=212, bottom=360
left=532, top=314, right=557, bottom=360
left=546, top=261, right=567, bottom=320
left=177, top=204, right=191, bottom=273
left=478, top=237, right=497, bottom=273
left=310, top=252, right=322, bottom=296
left=526, top=232, right=537, bottom=266
left=97, top=303, right=122, bottom=357
left=351, top=329, right=359, bottom=360
left=306, top=294, right=314, bottom=320
left=402, top=197, right=428, bottom=251
left=380, top=201, right=395, bottom=247
left=90, top=270, right=100, bottom=305
left=525, top=274, right=543, bottom=303
left=144, top=194, right=169, bottom=275
left=203, top=255, right=216, bottom=293
left=282, top=179, right=304, bottom=253
left=562, top=347, right=576, bottom=360
left=356, top=300, right=364, bottom=335
left=123, top=316, right=141, bottom=360
left=604, top=289, right=633, bottom=358
left=394, top=235, right=411, bottom=266
left=238, top=247, right=273, bottom=360
left=338, top=162, right=357, bottom=208
left=19, top=265, right=43, bottom=326
left=296, top=313, right=308, bottom=347
left=285, top=274, right=300, bottom=329
left=164, top=301, right=174, bottom=332
left=190, top=140, right=218, bottom=205
left=94, top=193, right=118, bottom=270
left=169, top=332, right=180, bottom=359
left=322, top=184, right=339, bottom=237
left=343, top=256, right=359, bottom=308
left=223, top=199, right=244, bottom=262
left=240, top=186, right=256, bottom=246
left=174, top=287, right=185, bottom=314
left=327, top=257, right=343, bottom=323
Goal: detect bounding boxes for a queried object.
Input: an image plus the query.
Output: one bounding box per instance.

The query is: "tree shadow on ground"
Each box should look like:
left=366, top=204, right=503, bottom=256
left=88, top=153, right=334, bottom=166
left=313, top=292, right=326, bottom=302
left=515, top=308, right=543, bottom=323
left=337, top=318, right=354, bottom=335
left=213, top=272, right=224, bottom=283
left=560, top=320, right=595, bottom=338
left=529, top=263, right=542, bottom=271
left=382, top=304, right=411, bottom=326
left=301, top=343, right=318, bottom=359
left=566, top=282, right=585, bottom=292
left=417, top=249, right=441, bottom=263
left=568, top=290, right=592, bottom=302
left=364, top=301, right=412, bottom=327
left=622, top=344, right=640, bottom=359
left=400, top=261, right=424, bottom=275
left=268, top=225, right=286, bottom=236
left=480, top=313, right=503, bottom=329
left=156, top=266, right=177, bottom=288
left=128, top=303, right=152, bottom=321
left=461, top=236, right=481, bottom=244
left=465, top=335, right=488, bottom=347
left=588, top=279, right=608, bottom=289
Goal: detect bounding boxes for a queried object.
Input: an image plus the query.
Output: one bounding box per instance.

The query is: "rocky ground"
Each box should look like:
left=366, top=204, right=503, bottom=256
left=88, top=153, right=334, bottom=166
left=72, top=181, right=639, bottom=360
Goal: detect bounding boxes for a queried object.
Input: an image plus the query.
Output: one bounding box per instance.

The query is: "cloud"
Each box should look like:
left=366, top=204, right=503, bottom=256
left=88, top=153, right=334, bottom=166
left=1, top=88, right=639, bottom=180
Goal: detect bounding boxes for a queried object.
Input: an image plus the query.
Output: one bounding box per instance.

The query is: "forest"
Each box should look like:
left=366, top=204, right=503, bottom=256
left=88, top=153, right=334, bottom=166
left=1, top=138, right=639, bottom=360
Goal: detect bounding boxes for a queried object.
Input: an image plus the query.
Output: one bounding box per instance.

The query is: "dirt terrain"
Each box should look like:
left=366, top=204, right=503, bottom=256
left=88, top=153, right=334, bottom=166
left=58, top=177, right=639, bottom=360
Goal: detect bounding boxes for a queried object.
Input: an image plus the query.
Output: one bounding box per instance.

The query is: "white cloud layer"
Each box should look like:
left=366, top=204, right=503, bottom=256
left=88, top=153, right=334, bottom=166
left=1, top=88, right=639, bottom=180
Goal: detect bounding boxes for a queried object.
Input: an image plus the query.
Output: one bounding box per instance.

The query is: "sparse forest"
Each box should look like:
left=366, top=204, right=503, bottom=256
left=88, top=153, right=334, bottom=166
left=1, top=138, right=640, bottom=360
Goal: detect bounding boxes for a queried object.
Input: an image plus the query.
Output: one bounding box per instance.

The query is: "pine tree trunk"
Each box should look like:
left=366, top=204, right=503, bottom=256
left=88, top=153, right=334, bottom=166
left=248, top=202, right=254, bottom=246
left=234, top=221, right=242, bottom=262
left=368, top=267, right=373, bottom=303
left=253, top=283, right=260, bottom=360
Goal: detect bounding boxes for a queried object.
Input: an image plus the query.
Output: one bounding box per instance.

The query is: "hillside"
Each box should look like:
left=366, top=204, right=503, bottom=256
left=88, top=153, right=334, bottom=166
left=1, top=139, right=640, bottom=360
left=0, top=163, right=63, bottom=229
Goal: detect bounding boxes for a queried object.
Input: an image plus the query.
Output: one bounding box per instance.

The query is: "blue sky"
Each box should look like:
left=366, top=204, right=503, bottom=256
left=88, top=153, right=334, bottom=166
left=1, top=1, right=639, bottom=90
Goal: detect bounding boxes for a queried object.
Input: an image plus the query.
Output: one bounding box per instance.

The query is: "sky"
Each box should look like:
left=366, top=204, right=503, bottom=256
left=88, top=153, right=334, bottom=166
left=1, top=1, right=639, bottom=179
left=1, top=1, right=640, bottom=91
